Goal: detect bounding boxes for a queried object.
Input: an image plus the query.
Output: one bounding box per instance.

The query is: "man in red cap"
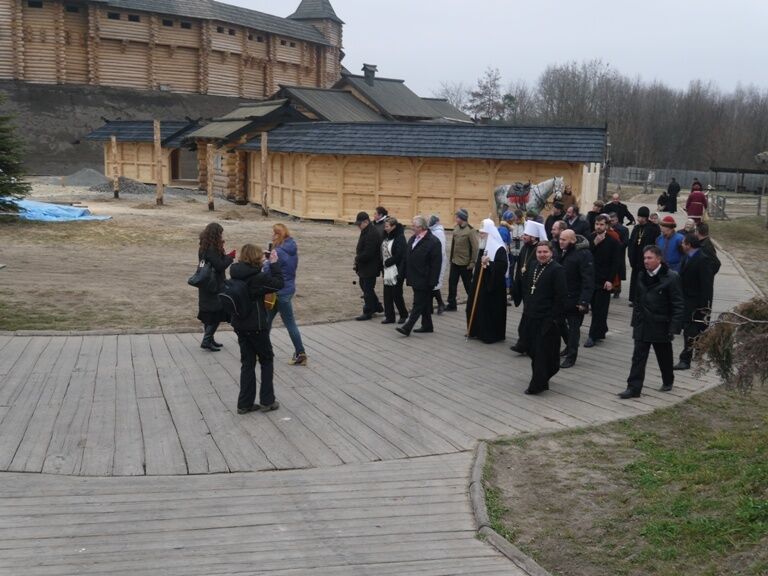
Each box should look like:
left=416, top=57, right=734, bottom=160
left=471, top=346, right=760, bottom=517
left=656, top=216, right=684, bottom=272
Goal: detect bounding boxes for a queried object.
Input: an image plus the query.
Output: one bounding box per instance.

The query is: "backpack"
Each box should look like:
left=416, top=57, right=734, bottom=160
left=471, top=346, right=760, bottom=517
left=218, top=279, right=252, bottom=321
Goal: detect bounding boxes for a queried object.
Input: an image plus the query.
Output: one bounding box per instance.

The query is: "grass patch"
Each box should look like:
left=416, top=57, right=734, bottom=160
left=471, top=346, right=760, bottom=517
left=486, top=386, right=768, bottom=576
left=708, top=216, right=768, bottom=295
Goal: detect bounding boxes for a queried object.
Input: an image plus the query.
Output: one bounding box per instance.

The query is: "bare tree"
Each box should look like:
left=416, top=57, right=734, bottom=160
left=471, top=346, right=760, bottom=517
left=467, top=67, right=505, bottom=120
left=432, top=81, right=470, bottom=112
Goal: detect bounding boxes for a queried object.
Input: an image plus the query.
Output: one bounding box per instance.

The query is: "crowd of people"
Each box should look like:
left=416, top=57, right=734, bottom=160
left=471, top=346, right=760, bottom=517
left=194, top=186, right=721, bottom=413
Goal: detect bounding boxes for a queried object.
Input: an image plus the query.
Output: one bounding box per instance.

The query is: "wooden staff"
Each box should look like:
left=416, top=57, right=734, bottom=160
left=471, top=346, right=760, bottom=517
left=466, top=258, right=486, bottom=339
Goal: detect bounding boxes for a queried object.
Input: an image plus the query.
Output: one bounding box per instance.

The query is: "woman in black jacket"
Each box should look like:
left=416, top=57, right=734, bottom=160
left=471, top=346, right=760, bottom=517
left=229, top=244, right=284, bottom=414
left=380, top=217, right=409, bottom=324
left=197, top=222, right=234, bottom=351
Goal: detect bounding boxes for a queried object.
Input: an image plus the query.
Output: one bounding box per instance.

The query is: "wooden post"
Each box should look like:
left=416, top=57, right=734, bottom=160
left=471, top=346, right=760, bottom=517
left=260, top=131, right=269, bottom=216
left=110, top=136, right=119, bottom=199
left=154, top=120, right=164, bottom=206
left=206, top=143, right=215, bottom=211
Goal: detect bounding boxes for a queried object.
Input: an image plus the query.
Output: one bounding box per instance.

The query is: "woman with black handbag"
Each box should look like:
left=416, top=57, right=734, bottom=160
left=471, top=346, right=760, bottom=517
left=197, top=222, right=234, bottom=351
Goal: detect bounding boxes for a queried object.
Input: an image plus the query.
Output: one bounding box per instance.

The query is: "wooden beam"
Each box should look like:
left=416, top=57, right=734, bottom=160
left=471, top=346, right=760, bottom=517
left=206, top=143, right=215, bottom=211
left=154, top=120, right=164, bottom=206
left=87, top=4, right=100, bottom=85
left=148, top=15, right=158, bottom=90
left=12, top=0, right=24, bottom=80
left=110, top=136, right=119, bottom=199
left=55, top=2, right=65, bottom=84
left=199, top=21, right=210, bottom=94
left=260, top=132, right=269, bottom=216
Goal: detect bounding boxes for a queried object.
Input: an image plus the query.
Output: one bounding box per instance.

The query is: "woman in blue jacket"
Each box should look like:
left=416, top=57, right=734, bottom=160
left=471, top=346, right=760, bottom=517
left=267, top=223, right=308, bottom=366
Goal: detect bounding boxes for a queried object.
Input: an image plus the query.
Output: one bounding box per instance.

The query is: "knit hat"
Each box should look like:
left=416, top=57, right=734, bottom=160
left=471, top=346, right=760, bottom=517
left=660, top=215, right=677, bottom=228
left=455, top=208, right=469, bottom=222
left=428, top=214, right=440, bottom=228
left=637, top=206, right=650, bottom=218
left=502, top=210, right=514, bottom=221
left=354, top=211, right=370, bottom=224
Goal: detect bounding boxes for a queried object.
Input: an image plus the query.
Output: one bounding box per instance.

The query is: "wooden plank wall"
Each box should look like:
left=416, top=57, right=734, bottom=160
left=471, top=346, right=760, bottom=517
left=102, top=143, right=171, bottom=185
left=1, top=0, right=340, bottom=94
left=247, top=152, right=591, bottom=223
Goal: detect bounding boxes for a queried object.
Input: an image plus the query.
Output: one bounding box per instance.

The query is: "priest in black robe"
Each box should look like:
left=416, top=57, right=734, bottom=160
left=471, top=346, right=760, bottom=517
left=510, top=219, right=547, bottom=353
left=467, top=219, right=509, bottom=343
left=519, top=241, right=567, bottom=394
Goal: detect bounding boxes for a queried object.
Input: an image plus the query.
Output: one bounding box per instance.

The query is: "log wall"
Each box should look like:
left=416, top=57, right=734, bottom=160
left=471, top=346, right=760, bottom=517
left=0, top=0, right=342, bottom=96
left=102, top=142, right=171, bottom=185
left=247, top=153, right=597, bottom=223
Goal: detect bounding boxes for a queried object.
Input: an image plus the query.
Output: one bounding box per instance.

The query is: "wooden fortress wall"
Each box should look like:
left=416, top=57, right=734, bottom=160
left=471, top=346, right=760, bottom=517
left=0, top=0, right=342, bottom=97
left=103, top=142, right=171, bottom=185
left=247, top=152, right=602, bottom=223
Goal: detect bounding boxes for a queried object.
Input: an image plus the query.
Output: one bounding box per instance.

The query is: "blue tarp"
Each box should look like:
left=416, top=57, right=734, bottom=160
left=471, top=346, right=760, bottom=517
left=12, top=199, right=111, bottom=222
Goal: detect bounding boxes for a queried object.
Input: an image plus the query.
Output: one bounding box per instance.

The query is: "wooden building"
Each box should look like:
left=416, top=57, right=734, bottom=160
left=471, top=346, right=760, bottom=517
left=239, top=122, right=606, bottom=223
left=85, top=119, right=200, bottom=184
left=0, top=0, right=343, bottom=97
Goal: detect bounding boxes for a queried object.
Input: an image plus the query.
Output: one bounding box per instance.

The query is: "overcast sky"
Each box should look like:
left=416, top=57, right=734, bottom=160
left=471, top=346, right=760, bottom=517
left=231, top=0, right=768, bottom=97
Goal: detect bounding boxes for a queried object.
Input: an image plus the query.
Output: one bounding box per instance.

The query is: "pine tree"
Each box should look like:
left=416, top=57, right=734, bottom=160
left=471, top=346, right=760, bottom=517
left=0, top=94, right=31, bottom=213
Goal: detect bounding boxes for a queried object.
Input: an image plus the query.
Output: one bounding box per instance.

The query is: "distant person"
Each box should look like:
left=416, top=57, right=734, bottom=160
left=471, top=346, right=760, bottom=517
left=372, top=206, right=388, bottom=235
left=564, top=205, right=591, bottom=237
left=520, top=242, right=567, bottom=394
left=544, top=201, right=564, bottom=239
left=674, top=234, right=715, bottom=371
left=197, top=222, right=234, bottom=351
left=266, top=223, right=307, bottom=366
left=550, top=220, right=567, bottom=259
left=657, top=189, right=669, bottom=213
left=585, top=214, right=621, bottom=347
left=428, top=214, right=448, bottom=314
left=560, top=184, right=577, bottom=211
left=587, top=200, right=605, bottom=233
left=620, top=245, right=684, bottom=399
left=466, top=219, right=508, bottom=344
left=605, top=193, right=636, bottom=226
left=649, top=212, right=660, bottom=226
left=230, top=244, right=284, bottom=414
left=445, top=208, right=479, bottom=311
left=510, top=220, right=547, bottom=353
left=500, top=209, right=525, bottom=282
left=656, top=216, right=685, bottom=272
left=609, top=212, right=629, bottom=299
left=628, top=207, right=661, bottom=303
left=685, top=183, right=708, bottom=223
left=683, top=218, right=697, bottom=234
left=667, top=178, right=681, bottom=213
left=396, top=215, right=442, bottom=336
left=695, top=222, right=721, bottom=275
left=380, top=217, right=409, bottom=324
left=353, top=211, right=384, bottom=320
left=557, top=229, right=594, bottom=369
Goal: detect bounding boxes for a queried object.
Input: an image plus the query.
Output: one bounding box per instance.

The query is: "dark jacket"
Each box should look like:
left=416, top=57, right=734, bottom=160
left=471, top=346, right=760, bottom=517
left=229, top=261, right=284, bottom=332
left=355, top=223, right=382, bottom=278
left=700, top=237, right=721, bottom=275
left=558, top=235, right=594, bottom=311
left=544, top=212, right=563, bottom=239
left=404, top=230, right=442, bottom=291
left=628, top=222, right=661, bottom=269
left=589, top=232, right=622, bottom=287
left=383, top=222, right=407, bottom=278
left=512, top=240, right=538, bottom=306
left=679, top=250, right=715, bottom=320
left=273, top=237, right=298, bottom=297
left=521, top=260, right=567, bottom=321
left=605, top=201, right=636, bottom=226
left=631, top=264, right=685, bottom=342
left=668, top=180, right=681, bottom=196
left=565, top=215, right=591, bottom=237
left=198, top=246, right=234, bottom=312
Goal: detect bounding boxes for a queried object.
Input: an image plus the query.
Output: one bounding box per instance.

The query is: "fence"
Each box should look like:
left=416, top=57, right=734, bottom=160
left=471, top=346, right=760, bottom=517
left=610, top=166, right=768, bottom=194
left=708, top=194, right=764, bottom=220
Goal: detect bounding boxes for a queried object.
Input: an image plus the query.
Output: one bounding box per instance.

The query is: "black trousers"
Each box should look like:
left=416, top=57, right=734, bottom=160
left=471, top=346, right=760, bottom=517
left=680, top=312, right=707, bottom=364
left=629, top=266, right=641, bottom=302
left=560, top=312, right=584, bottom=361
left=359, top=276, right=381, bottom=315
left=447, top=263, right=472, bottom=307
left=627, top=339, right=674, bottom=393
left=589, top=288, right=611, bottom=340
left=237, top=330, right=275, bottom=410
left=383, top=277, right=409, bottom=321
left=402, top=289, right=433, bottom=334
left=202, top=322, right=220, bottom=345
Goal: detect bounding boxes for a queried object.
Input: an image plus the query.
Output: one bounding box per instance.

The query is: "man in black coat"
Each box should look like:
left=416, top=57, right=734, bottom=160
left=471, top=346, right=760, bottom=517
left=557, top=230, right=594, bottom=368
left=695, top=222, right=721, bottom=275
left=674, top=235, right=715, bottom=370
left=619, top=245, right=684, bottom=398
left=372, top=206, right=388, bottom=236
left=627, top=206, right=661, bottom=303
left=605, top=193, right=636, bottom=226
left=667, top=178, right=681, bottom=213
left=609, top=212, right=630, bottom=299
left=585, top=214, right=622, bottom=347
left=564, top=205, right=591, bottom=237
left=544, top=201, right=564, bottom=240
left=353, top=211, right=383, bottom=320
left=397, top=215, right=442, bottom=336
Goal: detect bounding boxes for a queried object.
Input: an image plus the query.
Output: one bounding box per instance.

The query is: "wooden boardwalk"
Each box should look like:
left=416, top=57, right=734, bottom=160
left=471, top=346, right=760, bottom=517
left=0, top=206, right=758, bottom=574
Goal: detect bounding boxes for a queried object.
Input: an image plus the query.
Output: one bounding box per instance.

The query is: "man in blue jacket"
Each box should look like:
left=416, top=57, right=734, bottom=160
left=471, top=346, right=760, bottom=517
left=656, top=216, right=684, bottom=272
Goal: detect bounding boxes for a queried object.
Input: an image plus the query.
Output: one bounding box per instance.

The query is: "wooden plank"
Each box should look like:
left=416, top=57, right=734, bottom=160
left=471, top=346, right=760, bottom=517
left=136, top=397, right=186, bottom=476
left=0, top=336, right=49, bottom=406
left=130, top=334, right=162, bottom=399
left=113, top=335, right=144, bottom=476
left=80, top=335, right=118, bottom=476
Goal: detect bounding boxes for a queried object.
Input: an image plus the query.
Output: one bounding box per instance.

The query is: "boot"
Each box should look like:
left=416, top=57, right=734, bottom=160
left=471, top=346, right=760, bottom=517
left=433, top=290, right=445, bottom=315
left=201, top=325, right=220, bottom=352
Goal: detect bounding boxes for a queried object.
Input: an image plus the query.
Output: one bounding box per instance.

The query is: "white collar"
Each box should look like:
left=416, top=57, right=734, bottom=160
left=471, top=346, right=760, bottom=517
left=647, top=264, right=662, bottom=277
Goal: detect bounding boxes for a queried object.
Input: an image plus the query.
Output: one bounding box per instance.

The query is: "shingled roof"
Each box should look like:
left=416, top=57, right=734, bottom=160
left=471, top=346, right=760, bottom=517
left=288, top=0, right=343, bottom=24
left=239, top=123, right=607, bottom=163
left=186, top=100, right=308, bottom=141
left=336, top=74, right=439, bottom=120
left=277, top=86, right=385, bottom=122
left=420, top=98, right=474, bottom=123
left=91, top=0, right=330, bottom=45
left=85, top=120, right=200, bottom=148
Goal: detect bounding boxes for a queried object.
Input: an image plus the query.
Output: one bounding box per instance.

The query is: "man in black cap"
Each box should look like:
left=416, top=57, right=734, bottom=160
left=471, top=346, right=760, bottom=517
left=353, top=211, right=383, bottom=320
left=544, top=201, right=565, bottom=239
left=627, top=206, right=661, bottom=303
left=445, top=208, right=479, bottom=311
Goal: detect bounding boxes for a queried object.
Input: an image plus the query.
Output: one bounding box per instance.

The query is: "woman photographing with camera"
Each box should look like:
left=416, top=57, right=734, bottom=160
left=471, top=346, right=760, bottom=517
left=197, top=222, right=234, bottom=351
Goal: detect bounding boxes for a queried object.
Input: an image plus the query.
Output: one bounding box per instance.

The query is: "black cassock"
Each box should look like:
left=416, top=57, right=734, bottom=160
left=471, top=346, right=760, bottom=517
left=520, top=260, right=567, bottom=393
left=466, top=246, right=508, bottom=343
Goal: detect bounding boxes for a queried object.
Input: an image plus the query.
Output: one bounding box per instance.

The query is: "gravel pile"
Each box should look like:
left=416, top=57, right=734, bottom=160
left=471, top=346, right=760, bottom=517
left=90, top=177, right=205, bottom=198
left=63, top=168, right=110, bottom=187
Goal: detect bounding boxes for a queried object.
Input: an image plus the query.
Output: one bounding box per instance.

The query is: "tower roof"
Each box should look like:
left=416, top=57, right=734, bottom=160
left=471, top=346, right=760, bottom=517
left=288, top=0, right=343, bottom=24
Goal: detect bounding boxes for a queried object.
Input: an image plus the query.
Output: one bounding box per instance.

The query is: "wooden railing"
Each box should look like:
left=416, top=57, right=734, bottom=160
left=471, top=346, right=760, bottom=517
left=708, top=194, right=764, bottom=220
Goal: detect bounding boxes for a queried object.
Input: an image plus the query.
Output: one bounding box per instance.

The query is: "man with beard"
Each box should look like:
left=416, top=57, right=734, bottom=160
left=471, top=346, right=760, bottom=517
left=557, top=229, right=594, bottom=368
left=396, top=215, right=442, bottom=336
left=519, top=242, right=567, bottom=394
left=674, top=234, right=715, bottom=371
left=605, top=193, right=636, bottom=226
left=619, top=245, right=684, bottom=398
left=587, top=200, right=605, bottom=233
left=585, top=214, right=621, bottom=347
left=510, top=220, right=547, bottom=353
left=628, top=207, right=661, bottom=303
left=445, top=208, right=479, bottom=311
left=466, top=219, right=508, bottom=343
left=564, top=205, right=591, bottom=237
left=544, top=201, right=565, bottom=239
left=353, top=211, right=383, bottom=320
left=550, top=220, right=567, bottom=259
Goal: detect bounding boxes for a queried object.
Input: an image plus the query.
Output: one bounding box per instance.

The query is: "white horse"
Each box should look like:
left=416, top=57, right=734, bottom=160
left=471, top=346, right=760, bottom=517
left=494, top=176, right=564, bottom=220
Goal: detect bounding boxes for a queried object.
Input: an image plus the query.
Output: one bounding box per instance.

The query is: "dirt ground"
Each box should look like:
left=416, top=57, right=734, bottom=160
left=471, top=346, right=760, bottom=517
left=0, top=182, right=431, bottom=332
